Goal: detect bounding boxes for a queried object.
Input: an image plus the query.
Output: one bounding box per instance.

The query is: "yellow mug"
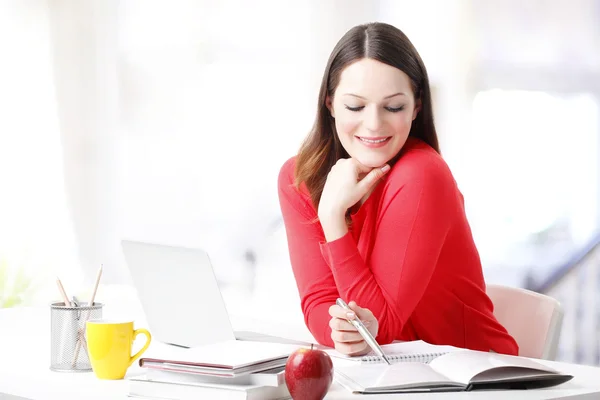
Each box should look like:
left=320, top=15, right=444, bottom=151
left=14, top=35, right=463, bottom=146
left=86, top=319, right=152, bottom=380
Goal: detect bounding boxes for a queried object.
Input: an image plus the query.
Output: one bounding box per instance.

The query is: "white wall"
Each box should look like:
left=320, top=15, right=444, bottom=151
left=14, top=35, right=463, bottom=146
left=1, top=1, right=599, bottom=321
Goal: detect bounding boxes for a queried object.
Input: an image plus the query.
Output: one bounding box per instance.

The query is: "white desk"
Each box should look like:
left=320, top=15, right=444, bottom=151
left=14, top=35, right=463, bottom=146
left=1, top=306, right=600, bottom=400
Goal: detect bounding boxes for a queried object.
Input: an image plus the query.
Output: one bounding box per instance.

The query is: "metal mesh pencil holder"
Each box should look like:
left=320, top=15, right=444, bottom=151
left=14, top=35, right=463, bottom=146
left=50, top=301, right=103, bottom=372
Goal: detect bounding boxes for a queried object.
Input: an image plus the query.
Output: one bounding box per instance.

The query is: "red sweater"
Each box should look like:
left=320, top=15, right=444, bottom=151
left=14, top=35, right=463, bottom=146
left=277, top=137, right=518, bottom=355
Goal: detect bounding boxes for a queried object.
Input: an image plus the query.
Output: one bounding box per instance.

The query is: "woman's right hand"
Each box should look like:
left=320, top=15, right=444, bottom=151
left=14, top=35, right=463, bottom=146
left=318, top=158, right=390, bottom=221
left=318, top=158, right=390, bottom=242
left=328, top=301, right=379, bottom=356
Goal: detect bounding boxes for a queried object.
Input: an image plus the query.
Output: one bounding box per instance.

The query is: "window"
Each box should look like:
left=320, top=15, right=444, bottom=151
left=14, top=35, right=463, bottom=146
left=464, top=89, right=599, bottom=285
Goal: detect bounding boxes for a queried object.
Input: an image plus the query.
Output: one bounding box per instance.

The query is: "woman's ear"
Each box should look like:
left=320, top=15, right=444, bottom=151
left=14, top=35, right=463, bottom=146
left=412, top=98, right=422, bottom=121
left=326, top=96, right=335, bottom=118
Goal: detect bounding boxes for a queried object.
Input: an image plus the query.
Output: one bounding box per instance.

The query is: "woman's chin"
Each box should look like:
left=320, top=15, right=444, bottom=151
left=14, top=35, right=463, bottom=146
left=353, top=155, right=392, bottom=169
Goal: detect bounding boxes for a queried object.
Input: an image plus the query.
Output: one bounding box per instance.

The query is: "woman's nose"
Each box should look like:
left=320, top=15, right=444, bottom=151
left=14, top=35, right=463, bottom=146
left=363, top=106, right=383, bottom=132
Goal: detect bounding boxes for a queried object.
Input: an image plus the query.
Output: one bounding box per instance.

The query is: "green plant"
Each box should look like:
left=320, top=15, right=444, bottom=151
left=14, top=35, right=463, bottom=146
left=0, top=256, right=37, bottom=308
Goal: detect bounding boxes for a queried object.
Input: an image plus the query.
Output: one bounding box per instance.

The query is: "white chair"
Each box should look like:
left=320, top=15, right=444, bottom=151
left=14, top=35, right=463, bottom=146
left=486, top=284, right=564, bottom=360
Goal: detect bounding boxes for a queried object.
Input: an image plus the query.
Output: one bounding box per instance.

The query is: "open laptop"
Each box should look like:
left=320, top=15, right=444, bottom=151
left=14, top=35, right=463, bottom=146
left=121, top=239, right=237, bottom=348
left=121, top=239, right=309, bottom=348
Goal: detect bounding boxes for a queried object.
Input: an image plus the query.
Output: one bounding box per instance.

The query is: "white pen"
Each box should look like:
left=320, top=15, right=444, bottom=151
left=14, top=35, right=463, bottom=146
left=336, top=298, right=392, bottom=365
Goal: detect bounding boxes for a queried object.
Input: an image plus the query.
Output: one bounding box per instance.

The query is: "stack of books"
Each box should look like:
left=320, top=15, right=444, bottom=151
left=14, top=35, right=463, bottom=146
left=126, top=340, right=305, bottom=399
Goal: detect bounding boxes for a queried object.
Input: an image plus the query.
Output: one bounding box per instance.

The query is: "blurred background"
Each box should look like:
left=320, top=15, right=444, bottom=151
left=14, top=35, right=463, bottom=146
left=0, top=0, right=599, bottom=365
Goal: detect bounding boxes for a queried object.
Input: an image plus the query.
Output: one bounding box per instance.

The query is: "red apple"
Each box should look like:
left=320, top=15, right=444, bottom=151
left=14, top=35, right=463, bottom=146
left=285, top=347, right=334, bottom=400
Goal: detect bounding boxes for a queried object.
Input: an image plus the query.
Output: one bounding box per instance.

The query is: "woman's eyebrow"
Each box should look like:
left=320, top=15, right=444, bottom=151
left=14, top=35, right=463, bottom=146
left=343, top=92, right=406, bottom=100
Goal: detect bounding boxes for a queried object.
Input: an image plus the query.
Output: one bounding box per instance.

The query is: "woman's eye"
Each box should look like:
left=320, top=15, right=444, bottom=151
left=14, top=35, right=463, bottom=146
left=385, top=106, right=405, bottom=113
left=344, top=105, right=364, bottom=112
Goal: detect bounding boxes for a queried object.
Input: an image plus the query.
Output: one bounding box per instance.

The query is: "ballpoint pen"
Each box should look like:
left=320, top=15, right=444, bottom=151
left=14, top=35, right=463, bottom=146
left=336, top=298, right=392, bottom=365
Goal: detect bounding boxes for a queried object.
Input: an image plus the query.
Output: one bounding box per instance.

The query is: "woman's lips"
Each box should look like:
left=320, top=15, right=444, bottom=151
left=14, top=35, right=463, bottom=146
left=355, top=136, right=391, bottom=148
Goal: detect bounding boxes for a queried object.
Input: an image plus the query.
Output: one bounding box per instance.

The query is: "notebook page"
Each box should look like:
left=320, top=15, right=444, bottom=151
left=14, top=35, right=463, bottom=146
left=141, top=340, right=305, bottom=369
left=383, top=341, right=460, bottom=356
left=335, top=362, right=464, bottom=392
left=429, top=350, right=560, bottom=385
left=326, top=340, right=461, bottom=364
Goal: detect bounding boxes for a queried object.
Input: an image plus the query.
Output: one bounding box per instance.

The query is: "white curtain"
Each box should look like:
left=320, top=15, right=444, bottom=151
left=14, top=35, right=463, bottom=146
left=0, top=0, right=127, bottom=304
left=0, top=0, right=81, bottom=303
left=48, top=0, right=124, bottom=285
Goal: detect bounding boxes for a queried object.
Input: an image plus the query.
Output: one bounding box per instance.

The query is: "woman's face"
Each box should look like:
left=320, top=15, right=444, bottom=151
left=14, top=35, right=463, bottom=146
left=328, top=58, right=420, bottom=168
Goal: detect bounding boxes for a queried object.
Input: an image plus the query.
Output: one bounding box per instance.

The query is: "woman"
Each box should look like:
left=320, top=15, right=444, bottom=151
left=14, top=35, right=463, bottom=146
left=277, top=22, right=518, bottom=357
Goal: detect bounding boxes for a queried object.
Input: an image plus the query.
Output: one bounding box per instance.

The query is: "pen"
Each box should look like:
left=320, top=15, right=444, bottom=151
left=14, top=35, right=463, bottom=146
left=336, top=298, right=392, bottom=365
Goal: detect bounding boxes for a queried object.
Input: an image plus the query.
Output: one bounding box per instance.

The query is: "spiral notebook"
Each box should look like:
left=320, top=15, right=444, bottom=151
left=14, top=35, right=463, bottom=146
left=325, top=340, right=460, bottom=364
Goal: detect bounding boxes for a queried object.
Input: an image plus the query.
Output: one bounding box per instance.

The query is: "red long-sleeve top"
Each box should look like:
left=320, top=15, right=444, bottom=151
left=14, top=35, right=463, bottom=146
left=277, top=137, right=518, bottom=355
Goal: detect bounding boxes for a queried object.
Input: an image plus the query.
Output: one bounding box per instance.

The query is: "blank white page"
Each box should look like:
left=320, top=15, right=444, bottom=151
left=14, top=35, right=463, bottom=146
left=430, top=350, right=559, bottom=385
left=335, top=362, right=462, bottom=392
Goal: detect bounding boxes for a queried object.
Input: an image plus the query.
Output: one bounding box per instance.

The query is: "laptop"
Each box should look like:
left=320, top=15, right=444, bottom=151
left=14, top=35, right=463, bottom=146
left=121, top=239, right=309, bottom=349
left=121, top=239, right=243, bottom=348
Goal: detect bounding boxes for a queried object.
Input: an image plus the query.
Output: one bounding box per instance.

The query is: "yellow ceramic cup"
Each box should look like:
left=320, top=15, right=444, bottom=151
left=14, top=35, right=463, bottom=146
left=86, top=319, right=151, bottom=380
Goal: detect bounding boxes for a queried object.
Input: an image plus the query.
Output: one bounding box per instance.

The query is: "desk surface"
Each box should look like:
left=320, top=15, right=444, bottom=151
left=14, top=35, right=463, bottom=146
left=2, top=306, right=600, bottom=400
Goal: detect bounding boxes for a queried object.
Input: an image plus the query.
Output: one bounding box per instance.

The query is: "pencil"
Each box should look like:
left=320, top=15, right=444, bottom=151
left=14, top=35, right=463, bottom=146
left=72, top=265, right=103, bottom=367
left=56, top=277, right=72, bottom=307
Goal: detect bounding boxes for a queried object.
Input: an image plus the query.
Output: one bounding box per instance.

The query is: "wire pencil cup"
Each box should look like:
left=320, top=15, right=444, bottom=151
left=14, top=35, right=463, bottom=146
left=50, top=301, right=103, bottom=372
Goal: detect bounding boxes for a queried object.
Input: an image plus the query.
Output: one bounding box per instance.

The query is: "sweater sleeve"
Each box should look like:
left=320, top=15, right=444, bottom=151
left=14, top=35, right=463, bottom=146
left=319, top=158, right=457, bottom=344
left=277, top=159, right=338, bottom=347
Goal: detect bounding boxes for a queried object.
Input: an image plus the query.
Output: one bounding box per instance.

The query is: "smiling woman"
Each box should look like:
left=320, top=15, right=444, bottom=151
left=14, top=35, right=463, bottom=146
left=278, top=22, right=519, bottom=358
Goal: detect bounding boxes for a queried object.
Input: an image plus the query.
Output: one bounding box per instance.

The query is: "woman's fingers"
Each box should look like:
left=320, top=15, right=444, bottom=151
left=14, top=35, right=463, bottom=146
left=329, top=317, right=356, bottom=331
left=348, top=301, right=375, bottom=321
left=349, top=158, right=373, bottom=174
left=331, top=329, right=363, bottom=343
left=330, top=303, right=373, bottom=323
left=329, top=301, right=378, bottom=356
left=335, top=340, right=369, bottom=356
left=329, top=303, right=356, bottom=320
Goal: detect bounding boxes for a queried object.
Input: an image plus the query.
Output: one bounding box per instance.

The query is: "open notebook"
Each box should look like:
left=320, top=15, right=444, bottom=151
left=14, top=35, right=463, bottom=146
left=324, top=340, right=460, bottom=364
left=335, top=349, right=574, bottom=393
left=139, top=340, right=306, bottom=377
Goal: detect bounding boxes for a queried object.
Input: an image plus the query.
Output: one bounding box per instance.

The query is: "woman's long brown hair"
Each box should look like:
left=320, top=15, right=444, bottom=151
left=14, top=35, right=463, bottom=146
left=294, top=22, right=440, bottom=212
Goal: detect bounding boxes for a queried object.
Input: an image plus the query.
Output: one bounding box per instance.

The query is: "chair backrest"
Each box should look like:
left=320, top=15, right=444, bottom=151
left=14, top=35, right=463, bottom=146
left=486, top=284, right=563, bottom=360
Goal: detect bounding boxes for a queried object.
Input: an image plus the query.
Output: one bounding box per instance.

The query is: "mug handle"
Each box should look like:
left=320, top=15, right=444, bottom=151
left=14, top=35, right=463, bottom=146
left=129, top=328, right=152, bottom=367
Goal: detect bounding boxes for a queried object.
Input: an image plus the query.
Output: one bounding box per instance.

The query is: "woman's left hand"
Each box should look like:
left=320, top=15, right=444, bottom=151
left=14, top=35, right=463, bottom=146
left=328, top=301, right=379, bottom=356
